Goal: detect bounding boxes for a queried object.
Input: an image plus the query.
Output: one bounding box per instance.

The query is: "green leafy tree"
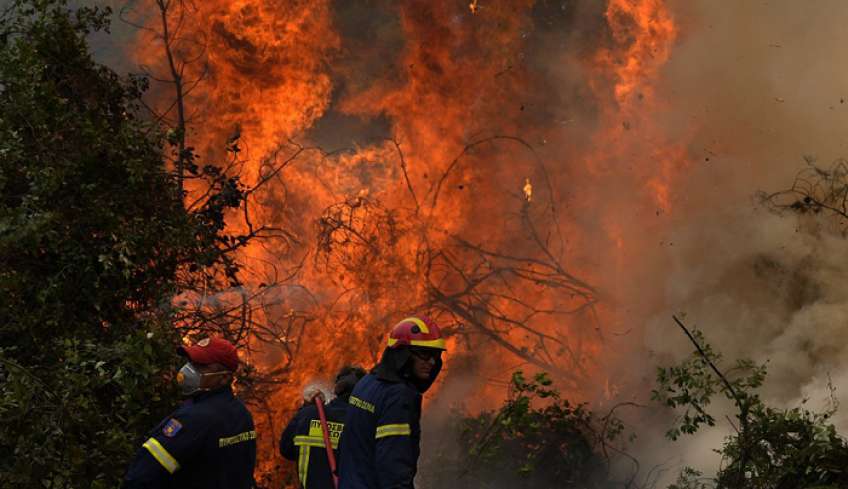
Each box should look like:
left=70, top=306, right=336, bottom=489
left=0, top=1, right=245, bottom=487
left=654, top=316, right=848, bottom=489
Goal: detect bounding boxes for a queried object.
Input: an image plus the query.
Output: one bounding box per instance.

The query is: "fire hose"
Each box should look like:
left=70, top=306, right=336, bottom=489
left=314, top=396, right=339, bottom=489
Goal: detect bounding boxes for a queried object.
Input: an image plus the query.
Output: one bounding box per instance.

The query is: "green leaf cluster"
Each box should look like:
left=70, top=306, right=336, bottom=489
left=652, top=329, right=766, bottom=441
left=714, top=402, right=848, bottom=489
left=654, top=327, right=848, bottom=489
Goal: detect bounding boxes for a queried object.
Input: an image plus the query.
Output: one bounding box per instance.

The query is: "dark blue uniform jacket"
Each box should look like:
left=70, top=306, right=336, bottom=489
left=337, top=373, right=423, bottom=489
left=280, top=397, right=349, bottom=489
left=123, top=387, right=256, bottom=489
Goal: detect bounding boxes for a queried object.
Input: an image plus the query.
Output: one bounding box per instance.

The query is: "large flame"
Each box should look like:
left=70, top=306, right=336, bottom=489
left=129, top=0, right=682, bottom=484
left=590, top=0, right=680, bottom=210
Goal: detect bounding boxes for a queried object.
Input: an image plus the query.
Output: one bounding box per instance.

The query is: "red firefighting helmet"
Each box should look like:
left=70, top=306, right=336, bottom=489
left=387, top=316, right=446, bottom=350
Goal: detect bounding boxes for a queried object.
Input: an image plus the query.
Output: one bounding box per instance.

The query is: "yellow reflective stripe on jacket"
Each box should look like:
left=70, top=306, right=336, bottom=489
left=143, top=437, right=180, bottom=474
left=349, top=395, right=375, bottom=413
left=219, top=430, right=256, bottom=448
left=293, top=434, right=339, bottom=449
left=375, top=423, right=412, bottom=439
left=298, top=445, right=310, bottom=486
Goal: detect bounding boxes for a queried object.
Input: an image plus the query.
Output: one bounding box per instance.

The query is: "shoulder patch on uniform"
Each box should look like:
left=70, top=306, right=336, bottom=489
left=162, top=418, right=183, bottom=437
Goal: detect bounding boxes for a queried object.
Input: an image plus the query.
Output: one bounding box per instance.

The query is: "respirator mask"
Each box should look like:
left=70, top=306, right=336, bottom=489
left=176, top=362, right=230, bottom=396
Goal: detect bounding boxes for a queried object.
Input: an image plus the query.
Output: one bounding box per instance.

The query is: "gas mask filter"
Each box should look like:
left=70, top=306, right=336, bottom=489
left=176, top=362, right=230, bottom=396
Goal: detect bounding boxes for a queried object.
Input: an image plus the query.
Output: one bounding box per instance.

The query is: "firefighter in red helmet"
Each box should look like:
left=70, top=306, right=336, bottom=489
left=123, top=337, right=256, bottom=489
left=337, top=316, right=446, bottom=489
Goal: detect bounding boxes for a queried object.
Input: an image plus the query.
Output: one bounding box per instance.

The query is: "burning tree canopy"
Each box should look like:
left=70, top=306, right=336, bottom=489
left=115, top=0, right=681, bottom=483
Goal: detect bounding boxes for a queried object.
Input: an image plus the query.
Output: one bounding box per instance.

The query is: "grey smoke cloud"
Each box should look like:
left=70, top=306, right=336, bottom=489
left=617, top=0, right=848, bottom=482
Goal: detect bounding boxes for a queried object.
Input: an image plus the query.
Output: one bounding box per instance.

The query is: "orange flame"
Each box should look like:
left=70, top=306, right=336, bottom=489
left=128, top=0, right=684, bottom=483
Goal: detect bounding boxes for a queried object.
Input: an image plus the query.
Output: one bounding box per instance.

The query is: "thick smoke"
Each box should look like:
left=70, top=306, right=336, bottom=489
left=610, top=0, right=848, bottom=482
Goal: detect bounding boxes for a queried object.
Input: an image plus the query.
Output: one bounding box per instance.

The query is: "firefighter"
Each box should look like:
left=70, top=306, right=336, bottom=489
left=337, top=316, right=446, bottom=489
left=280, top=365, right=367, bottom=489
left=123, top=337, right=256, bottom=489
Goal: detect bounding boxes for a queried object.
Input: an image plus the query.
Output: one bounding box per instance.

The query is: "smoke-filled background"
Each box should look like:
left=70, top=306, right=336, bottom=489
left=84, top=0, right=848, bottom=485
left=630, top=0, right=848, bottom=481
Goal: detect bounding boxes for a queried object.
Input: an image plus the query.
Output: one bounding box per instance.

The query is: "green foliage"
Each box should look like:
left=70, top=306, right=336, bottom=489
left=667, top=468, right=712, bottom=489
left=421, top=371, right=625, bottom=489
left=652, top=329, right=766, bottom=441
left=654, top=326, right=848, bottom=489
left=0, top=332, right=178, bottom=488
left=715, top=401, right=848, bottom=489
left=0, top=1, right=244, bottom=486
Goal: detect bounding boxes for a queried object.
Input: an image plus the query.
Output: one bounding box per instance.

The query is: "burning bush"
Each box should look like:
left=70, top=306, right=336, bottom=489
left=420, top=371, right=632, bottom=489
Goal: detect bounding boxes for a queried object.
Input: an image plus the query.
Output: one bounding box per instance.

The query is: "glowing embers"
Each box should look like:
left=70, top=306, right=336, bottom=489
left=523, top=178, right=533, bottom=202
